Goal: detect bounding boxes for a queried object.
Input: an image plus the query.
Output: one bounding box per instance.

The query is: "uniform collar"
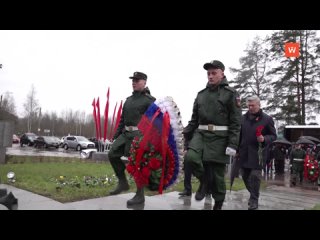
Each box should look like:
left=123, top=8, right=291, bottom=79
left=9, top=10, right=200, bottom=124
left=206, top=76, right=228, bottom=90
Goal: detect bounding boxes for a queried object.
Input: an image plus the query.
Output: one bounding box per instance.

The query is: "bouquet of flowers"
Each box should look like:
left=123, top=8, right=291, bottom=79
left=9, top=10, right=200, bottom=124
left=303, top=154, right=319, bottom=182
left=256, top=125, right=265, bottom=167
left=126, top=97, right=184, bottom=194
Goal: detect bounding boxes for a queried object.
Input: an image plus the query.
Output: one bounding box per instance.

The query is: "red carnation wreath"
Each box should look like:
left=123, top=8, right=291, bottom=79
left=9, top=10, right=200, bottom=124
left=304, top=154, right=319, bottom=182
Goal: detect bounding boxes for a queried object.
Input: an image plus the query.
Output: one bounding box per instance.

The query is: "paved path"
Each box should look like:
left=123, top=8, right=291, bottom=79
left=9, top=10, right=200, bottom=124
left=1, top=182, right=320, bottom=210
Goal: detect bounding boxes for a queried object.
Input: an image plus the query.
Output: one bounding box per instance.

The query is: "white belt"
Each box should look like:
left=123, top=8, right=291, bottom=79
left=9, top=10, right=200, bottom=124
left=198, top=124, right=228, bottom=131
left=293, top=158, right=304, bottom=162
left=125, top=126, right=139, bottom=131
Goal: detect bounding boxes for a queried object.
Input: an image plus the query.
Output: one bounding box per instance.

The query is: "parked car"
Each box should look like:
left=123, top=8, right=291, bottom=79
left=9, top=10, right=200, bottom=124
left=12, top=134, right=20, bottom=144
left=34, top=136, right=60, bottom=149
left=63, top=136, right=95, bottom=151
left=88, top=137, right=99, bottom=150
left=20, top=133, right=37, bottom=146
left=59, top=136, right=66, bottom=148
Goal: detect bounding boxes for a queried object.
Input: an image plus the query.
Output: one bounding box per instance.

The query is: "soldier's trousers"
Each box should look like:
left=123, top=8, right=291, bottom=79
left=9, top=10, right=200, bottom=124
left=108, top=131, right=140, bottom=178
left=291, top=162, right=304, bottom=184
left=183, top=161, right=192, bottom=193
left=185, top=148, right=226, bottom=202
left=241, top=168, right=261, bottom=203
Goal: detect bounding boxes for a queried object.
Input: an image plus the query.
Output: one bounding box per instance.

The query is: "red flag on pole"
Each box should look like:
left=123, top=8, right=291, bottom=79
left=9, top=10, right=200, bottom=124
left=114, top=100, right=123, bottom=136
left=92, top=98, right=99, bottom=139
left=96, top=97, right=101, bottom=140
left=109, top=102, right=118, bottom=139
left=103, top=87, right=110, bottom=141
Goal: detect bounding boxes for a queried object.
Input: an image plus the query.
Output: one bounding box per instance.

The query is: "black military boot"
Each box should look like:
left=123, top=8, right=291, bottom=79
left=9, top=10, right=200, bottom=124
left=248, top=200, right=258, bottom=210
left=213, top=201, right=223, bottom=210
left=195, top=177, right=207, bottom=201
left=127, top=187, right=145, bottom=206
left=109, top=174, right=129, bottom=195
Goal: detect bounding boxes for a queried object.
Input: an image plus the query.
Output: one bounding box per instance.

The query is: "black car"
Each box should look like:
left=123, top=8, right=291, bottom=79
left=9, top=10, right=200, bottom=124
left=34, top=136, right=60, bottom=149
left=20, top=133, right=37, bottom=146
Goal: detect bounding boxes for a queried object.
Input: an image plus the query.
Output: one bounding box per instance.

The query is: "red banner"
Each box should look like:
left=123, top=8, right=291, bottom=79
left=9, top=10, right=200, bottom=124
left=113, top=100, right=123, bottom=136
left=110, top=102, right=117, bottom=139
left=92, top=98, right=99, bottom=139
left=103, top=87, right=110, bottom=141
left=96, top=97, right=101, bottom=140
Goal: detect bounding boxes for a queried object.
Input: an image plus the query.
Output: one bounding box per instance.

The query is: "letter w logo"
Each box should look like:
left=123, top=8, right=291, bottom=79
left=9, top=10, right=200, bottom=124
left=285, top=42, right=300, bottom=58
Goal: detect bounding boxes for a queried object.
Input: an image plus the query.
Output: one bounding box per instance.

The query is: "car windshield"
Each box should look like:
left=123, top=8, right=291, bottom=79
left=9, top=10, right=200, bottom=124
left=77, top=136, right=89, bottom=142
left=26, top=133, right=37, bottom=139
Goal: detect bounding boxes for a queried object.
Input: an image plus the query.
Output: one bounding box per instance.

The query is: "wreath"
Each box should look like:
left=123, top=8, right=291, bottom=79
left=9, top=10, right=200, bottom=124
left=304, top=154, right=319, bottom=182
left=126, top=136, right=176, bottom=191
left=126, top=97, right=184, bottom=194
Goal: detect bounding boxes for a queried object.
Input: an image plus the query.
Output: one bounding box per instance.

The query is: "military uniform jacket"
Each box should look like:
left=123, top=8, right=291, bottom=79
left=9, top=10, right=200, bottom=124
left=239, top=109, right=277, bottom=169
left=183, top=77, right=242, bottom=163
left=290, top=148, right=306, bottom=164
left=113, top=88, right=155, bottom=139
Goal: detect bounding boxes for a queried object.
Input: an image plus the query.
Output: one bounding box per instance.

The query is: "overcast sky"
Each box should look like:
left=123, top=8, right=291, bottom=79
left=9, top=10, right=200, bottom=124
left=0, top=30, right=274, bottom=126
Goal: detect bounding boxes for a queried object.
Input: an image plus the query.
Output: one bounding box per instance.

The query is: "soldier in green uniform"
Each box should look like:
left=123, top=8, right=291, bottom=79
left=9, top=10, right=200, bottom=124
left=183, top=60, right=241, bottom=210
left=108, top=71, right=155, bottom=206
left=290, top=143, right=306, bottom=186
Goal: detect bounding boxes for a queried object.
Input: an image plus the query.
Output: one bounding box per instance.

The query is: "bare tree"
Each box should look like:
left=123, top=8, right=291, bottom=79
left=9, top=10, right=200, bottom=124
left=0, top=91, right=16, bottom=115
left=23, top=84, right=40, bottom=132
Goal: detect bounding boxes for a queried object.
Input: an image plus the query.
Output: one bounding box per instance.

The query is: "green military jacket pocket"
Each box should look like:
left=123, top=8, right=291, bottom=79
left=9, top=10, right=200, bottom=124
left=188, top=130, right=229, bottom=164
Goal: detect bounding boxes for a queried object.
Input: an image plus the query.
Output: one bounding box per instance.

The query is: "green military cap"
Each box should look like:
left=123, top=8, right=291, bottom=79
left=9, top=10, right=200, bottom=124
left=129, top=71, right=147, bottom=80
left=203, top=60, right=225, bottom=71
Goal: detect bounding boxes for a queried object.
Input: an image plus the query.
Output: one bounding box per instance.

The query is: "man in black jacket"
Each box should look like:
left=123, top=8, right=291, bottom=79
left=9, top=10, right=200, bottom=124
left=238, top=95, right=277, bottom=210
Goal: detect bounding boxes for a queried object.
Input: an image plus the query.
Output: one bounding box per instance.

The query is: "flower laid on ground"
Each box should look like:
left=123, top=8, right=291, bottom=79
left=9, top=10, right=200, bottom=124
left=83, top=175, right=117, bottom=187
left=51, top=174, right=117, bottom=191
left=52, top=175, right=81, bottom=191
left=256, top=125, right=265, bottom=167
left=304, top=155, right=319, bottom=182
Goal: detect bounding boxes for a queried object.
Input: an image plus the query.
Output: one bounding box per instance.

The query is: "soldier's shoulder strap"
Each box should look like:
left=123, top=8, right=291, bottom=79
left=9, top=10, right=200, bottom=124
left=198, top=87, right=207, bottom=94
left=145, top=93, right=156, bottom=100
left=224, top=85, right=236, bottom=93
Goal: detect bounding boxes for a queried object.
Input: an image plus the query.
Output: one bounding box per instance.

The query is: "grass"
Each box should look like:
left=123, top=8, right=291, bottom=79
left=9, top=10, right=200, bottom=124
left=309, top=204, right=320, bottom=210
left=1, top=156, right=248, bottom=202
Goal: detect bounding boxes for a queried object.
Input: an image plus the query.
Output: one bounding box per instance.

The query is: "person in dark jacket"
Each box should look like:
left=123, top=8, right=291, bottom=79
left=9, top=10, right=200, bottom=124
left=238, top=95, right=277, bottom=210
left=108, top=71, right=155, bottom=206
left=272, top=143, right=286, bottom=175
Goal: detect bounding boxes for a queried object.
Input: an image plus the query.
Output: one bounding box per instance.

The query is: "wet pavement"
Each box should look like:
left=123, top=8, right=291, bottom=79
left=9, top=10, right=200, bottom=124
left=1, top=180, right=320, bottom=210
left=1, top=157, right=320, bottom=210
left=6, top=144, right=81, bottom=158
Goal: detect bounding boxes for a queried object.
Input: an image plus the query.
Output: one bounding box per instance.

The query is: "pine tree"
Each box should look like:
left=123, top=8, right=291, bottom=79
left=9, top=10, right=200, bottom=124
left=266, top=30, right=320, bottom=125
left=229, top=36, right=271, bottom=108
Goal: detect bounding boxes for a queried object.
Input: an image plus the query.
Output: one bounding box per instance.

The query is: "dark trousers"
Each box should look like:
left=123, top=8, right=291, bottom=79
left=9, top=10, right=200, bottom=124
left=291, top=162, right=304, bottom=184
left=203, top=162, right=226, bottom=202
left=274, top=158, right=285, bottom=174
left=183, top=161, right=192, bottom=192
left=241, top=168, right=261, bottom=203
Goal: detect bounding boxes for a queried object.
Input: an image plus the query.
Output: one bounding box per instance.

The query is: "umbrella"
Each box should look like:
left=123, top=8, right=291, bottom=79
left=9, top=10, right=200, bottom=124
left=296, top=138, right=315, bottom=145
left=229, top=155, right=241, bottom=192
left=299, top=136, right=320, bottom=144
left=272, top=138, right=292, bottom=147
